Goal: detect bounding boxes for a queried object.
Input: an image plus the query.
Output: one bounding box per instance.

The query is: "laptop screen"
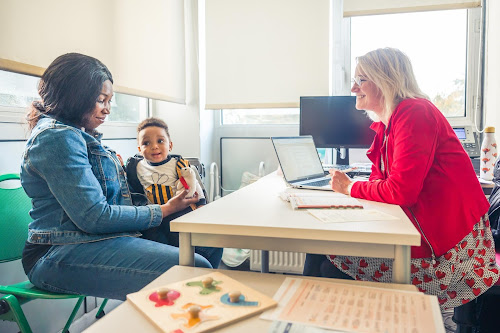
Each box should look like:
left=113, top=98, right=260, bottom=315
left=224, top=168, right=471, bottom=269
left=271, top=136, right=326, bottom=182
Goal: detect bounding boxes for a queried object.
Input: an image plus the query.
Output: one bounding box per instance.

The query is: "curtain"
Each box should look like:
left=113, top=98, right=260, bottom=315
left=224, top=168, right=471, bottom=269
left=205, top=0, right=329, bottom=109
left=344, top=0, right=481, bottom=17
left=0, top=0, right=186, bottom=104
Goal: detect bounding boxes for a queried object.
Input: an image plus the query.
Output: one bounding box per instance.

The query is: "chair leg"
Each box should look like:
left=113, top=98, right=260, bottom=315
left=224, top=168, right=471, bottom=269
left=0, top=295, right=33, bottom=333
left=95, top=299, right=108, bottom=319
left=61, top=296, right=85, bottom=333
left=453, top=298, right=480, bottom=333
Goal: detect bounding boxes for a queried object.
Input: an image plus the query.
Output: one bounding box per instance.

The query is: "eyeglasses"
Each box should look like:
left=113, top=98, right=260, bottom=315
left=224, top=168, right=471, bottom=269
left=351, top=76, right=367, bottom=86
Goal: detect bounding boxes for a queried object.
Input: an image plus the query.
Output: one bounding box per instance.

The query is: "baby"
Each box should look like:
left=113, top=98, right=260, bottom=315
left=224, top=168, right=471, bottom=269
left=135, top=117, right=205, bottom=206
left=125, top=118, right=221, bottom=267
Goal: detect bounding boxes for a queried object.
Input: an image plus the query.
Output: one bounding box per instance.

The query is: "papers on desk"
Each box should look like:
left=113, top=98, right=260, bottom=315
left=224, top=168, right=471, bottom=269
left=477, top=176, right=494, bottom=185
left=308, top=209, right=399, bottom=223
left=280, top=191, right=399, bottom=223
left=280, top=192, right=364, bottom=210
left=268, top=321, right=343, bottom=333
left=262, top=277, right=443, bottom=333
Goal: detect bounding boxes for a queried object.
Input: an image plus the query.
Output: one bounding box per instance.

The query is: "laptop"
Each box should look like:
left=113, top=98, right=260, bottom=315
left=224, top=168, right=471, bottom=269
left=271, top=136, right=332, bottom=191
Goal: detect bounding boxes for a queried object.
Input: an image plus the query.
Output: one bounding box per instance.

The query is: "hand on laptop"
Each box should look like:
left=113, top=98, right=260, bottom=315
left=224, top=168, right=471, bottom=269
left=329, top=169, right=352, bottom=195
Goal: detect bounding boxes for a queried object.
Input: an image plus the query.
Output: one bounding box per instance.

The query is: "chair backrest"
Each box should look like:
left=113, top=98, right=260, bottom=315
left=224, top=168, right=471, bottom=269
left=0, top=174, right=32, bottom=263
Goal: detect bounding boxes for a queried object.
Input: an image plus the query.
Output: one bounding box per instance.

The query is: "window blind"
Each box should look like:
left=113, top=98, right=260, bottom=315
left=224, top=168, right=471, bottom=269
left=0, top=0, right=186, bottom=104
left=344, top=0, right=481, bottom=17
left=205, top=0, right=329, bottom=109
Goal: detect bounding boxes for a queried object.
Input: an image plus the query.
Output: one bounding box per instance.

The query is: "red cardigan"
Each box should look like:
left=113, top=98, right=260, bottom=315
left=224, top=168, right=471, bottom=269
left=351, top=98, right=489, bottom=258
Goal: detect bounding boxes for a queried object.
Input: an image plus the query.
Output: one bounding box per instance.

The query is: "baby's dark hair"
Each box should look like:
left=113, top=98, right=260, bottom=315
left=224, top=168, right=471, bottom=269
left=137, top=117, right=171, bottom=139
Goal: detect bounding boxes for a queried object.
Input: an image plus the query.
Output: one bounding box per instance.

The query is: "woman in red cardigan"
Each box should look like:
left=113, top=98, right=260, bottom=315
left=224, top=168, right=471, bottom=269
left=327, top=48, right=498, bottom=309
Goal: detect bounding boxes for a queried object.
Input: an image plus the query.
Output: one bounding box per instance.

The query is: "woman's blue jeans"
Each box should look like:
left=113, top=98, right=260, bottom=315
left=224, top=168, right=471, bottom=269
left=28, top=237, right=216, bottom=300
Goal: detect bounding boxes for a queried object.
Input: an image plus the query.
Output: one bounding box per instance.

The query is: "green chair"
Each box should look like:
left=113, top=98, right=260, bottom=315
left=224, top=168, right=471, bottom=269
left=0, top=173, right=106, bottom=333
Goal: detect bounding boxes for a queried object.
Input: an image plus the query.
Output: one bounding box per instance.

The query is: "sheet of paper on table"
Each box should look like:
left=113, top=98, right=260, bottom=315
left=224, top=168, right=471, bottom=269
left=307, top=208, right=399, bottom=223
left=261, top=277, right=443, bottom=333
left=268, top=321, right=345, bottom=333
left=477, top=176, right=494, bottom=185
left=280, top=191, right=364, bottom=209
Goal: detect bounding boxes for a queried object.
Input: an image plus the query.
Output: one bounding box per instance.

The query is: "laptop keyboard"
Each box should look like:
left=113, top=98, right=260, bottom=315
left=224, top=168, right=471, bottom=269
left=305, top=178, right=331, bottom=187
left=323, top=163, right=372, bottom=175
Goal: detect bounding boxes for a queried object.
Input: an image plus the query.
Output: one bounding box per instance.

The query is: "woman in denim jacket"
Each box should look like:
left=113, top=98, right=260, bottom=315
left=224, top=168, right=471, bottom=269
left=20, top=53, right=218, bottom=300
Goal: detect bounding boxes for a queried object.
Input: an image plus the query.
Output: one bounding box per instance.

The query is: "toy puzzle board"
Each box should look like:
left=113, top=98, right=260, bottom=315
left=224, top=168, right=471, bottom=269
left=127, top=271, right=277, bottom=333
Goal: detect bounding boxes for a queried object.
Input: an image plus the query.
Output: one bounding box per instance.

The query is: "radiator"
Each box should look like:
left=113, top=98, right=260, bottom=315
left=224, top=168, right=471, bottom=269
left=249, top=250, right=306, bottom=274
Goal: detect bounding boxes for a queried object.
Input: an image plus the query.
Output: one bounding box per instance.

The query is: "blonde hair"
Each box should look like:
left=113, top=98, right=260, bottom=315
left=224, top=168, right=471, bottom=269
left=356, top=48, right=428, bottom=117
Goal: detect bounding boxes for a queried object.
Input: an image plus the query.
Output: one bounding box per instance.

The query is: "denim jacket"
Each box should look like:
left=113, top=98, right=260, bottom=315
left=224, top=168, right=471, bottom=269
left=20, top=116, right=163, bottom=245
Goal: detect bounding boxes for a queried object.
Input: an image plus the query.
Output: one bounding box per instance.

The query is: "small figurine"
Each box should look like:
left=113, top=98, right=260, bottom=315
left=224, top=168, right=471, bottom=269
left=177, top=166, right=197, bottom=198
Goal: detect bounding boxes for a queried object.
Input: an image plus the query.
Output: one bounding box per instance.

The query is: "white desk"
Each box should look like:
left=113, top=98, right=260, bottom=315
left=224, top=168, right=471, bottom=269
left=171, top=172, right=421, bottom=284
left=84, top=266, right=443, bottom=333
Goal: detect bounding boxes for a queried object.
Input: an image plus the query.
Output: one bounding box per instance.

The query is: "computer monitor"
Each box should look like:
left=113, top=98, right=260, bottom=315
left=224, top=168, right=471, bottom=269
left=299, top=96, right=375, bottom=149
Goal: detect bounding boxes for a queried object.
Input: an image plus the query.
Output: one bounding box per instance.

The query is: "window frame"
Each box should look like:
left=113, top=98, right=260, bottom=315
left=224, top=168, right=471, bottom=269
left=219, top=5, right=483, bottom=129
left=340, top=6, right=483, bottom=127
left=0, top=69, right=151, bottom=139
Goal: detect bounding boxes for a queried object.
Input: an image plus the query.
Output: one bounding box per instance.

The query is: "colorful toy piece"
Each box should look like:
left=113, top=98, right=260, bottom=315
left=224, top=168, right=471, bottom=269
left=186, top=276, right=222, bottom=295
left=149, top=288, right=181, bottom=307
left=229, top=291, right=241, bottom=303
left=171, top=303, right=219, bottom=329
left=220, top=291, right=259, bottom=307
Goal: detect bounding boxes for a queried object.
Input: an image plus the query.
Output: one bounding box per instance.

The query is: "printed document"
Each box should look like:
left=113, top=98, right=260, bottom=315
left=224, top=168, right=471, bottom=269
left=262, top=277, right=443, bottom=333
left=308, top=209, right=399, bottom=223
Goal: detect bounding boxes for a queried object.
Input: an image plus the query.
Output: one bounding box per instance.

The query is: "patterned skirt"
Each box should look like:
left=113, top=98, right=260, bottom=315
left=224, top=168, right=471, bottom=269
left=327, top=214, right=499, bottom=309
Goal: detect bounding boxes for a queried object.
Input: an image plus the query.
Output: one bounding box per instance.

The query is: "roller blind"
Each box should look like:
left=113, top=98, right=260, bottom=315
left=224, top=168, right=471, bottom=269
left=0, top=0, right=185, bottom=104
left=344, top=0, right=481, bottom=17
left=205, top=0, right=329, bottom=109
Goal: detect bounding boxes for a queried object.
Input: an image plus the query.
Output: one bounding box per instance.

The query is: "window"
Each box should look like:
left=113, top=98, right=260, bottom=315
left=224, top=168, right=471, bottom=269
left=0, top=69, right=149, bottom=127
left=108, top=93, right=149, bottom=123
left=350, top=8, right=481, bottom=122
left=0, top=70, right=39, bottom=109
left=221, top=8, right=481, bottom=127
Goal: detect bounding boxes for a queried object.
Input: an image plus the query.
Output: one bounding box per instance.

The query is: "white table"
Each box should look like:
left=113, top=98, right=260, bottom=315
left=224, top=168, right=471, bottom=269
left=84, top=266, right=444, bottom=333
left=171, top=172, right=421, bottom=284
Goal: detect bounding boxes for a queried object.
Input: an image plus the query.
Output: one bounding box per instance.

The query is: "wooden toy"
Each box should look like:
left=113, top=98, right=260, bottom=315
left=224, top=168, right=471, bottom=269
left=149, top=288, right=181, bottom=307
left=127, top=272, right=277, bottom=332
left=229, top=291, right=241, bottom=303
left=186, top=277, right=221, bottom=295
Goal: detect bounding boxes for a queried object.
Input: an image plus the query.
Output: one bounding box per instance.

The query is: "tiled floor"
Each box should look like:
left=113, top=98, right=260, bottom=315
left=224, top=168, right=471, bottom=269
left=442, top=308, right=457, bottom=333
left=58, top=299, right=123, bottom=333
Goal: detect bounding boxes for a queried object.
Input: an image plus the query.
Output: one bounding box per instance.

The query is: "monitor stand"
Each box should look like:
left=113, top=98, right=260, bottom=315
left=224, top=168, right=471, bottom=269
left=336, top=148, right=349, bottom=166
